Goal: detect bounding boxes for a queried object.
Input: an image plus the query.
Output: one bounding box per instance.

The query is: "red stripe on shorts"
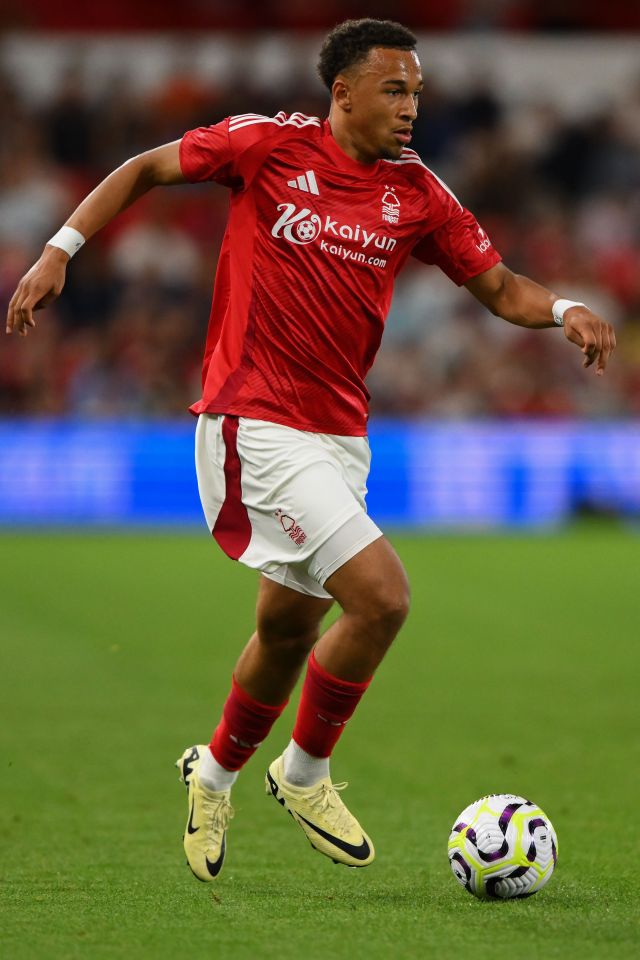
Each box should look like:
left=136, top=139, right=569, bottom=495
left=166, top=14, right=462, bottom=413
left=212, top=416, right=252, bottom=560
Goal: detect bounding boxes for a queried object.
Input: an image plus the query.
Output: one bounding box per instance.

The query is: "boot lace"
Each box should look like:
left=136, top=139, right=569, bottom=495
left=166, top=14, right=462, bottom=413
left=306, top=781, right=355, bottom=836
left=201, top=794, right=234, bottom=840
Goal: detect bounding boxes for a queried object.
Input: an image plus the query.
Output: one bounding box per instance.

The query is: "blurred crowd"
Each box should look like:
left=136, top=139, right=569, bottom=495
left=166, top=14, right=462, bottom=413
left=4, top=1, right=640, bottom=32
left=1, top=46, right=640, bottom=420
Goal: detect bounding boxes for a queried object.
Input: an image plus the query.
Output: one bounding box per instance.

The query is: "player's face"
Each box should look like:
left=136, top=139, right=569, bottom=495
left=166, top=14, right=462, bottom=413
left=341, top=48, right=423, bottom=162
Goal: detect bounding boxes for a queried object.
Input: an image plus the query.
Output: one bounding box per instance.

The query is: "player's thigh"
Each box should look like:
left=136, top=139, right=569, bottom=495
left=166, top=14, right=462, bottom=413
left=323, top=535, right=410, bottom=625
left=256, top=574, right=334, bottom=642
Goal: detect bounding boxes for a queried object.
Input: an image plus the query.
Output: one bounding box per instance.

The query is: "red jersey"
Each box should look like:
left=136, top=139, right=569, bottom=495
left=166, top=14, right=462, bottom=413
left=180, top=112, right=501, bottom=435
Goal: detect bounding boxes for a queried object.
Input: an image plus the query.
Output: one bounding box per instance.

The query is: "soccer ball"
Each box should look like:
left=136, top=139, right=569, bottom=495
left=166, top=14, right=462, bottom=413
left=448, top=794, right=558, bottom=899
left=295, top=220, right=318, bottom=242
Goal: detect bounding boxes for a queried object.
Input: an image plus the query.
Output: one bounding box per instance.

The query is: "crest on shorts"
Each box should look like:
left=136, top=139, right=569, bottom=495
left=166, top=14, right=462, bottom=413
left=275, top=509, right=307, bottom=546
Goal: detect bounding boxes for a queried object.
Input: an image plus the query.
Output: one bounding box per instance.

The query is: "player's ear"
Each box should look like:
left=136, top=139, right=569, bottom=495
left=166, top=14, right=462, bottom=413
left=332, top=75, right=352, bottom=112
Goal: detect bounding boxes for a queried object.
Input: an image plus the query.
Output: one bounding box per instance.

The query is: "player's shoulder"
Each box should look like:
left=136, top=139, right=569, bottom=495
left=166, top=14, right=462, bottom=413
left=382, top=148, right=462, bottom=207
left=228, top=110, right=323, bottom=145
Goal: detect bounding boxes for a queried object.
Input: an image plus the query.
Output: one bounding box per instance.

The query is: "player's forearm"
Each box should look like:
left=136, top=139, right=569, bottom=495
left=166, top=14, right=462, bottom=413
left=59, top=157, right=159, bottom=244
left=489, top=271, right=559, bottom=329
left=47, top=141, right=184, bottom=252
left=465, top=265, right=562, bottom=328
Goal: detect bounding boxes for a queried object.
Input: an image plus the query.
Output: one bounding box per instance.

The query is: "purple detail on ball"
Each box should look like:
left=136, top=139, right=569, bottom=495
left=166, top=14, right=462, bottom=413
left=450, top=851, right=471, bottom=882
left=526, top=841, right=536, bottom=862
left=480, top=845, right=510, bottom=863
left=552, top=839, right=557, bottom=865
left=465, top=823, right=510, bottom=863
left=499, top=802, right=522, bottom=834
left=528, top=817, right=546, bottom=834
left=451, top=851, right=471, bottom=890
left=453, top=822, right=468, bottom=834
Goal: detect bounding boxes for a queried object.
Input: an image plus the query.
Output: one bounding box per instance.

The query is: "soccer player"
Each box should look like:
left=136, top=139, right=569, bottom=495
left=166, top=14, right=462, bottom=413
left=6, top=19, right=615, bottom=881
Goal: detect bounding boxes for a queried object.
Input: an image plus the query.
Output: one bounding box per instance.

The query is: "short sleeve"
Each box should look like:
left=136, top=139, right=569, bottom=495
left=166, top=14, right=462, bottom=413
left=180, top=115, right=289, bottom=190
left=179, top=119, right=238, bottom=187
left=412, top=185, right=501, bottom=285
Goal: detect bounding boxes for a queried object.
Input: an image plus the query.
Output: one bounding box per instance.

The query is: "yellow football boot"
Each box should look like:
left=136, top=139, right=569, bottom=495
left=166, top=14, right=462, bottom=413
left=265, top=754, right=374, bottom=867
left=176, top=744, right=234, bottom=882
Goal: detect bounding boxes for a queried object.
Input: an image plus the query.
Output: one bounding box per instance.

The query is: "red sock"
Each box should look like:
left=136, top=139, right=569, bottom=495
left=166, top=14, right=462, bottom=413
left=210, top=677, right=287, bottom=771
left=292, top=650, right=372, bottom=759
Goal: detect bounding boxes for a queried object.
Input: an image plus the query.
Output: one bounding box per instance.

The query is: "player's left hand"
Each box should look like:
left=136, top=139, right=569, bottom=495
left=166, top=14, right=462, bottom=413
left=562, top=306, right=616, bottom=376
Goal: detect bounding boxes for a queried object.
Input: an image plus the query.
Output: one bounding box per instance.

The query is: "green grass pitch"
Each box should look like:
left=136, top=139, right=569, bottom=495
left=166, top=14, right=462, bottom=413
left=1, top=527, right=639, bottom=959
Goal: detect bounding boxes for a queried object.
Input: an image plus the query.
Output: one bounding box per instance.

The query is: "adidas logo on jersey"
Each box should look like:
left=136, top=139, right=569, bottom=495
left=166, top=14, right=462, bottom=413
left=287, top=170, right=319, bottom=196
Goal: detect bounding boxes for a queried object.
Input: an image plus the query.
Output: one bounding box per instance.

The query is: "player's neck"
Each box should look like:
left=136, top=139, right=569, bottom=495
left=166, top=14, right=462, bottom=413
left=328, top=112, right=378, bottom=166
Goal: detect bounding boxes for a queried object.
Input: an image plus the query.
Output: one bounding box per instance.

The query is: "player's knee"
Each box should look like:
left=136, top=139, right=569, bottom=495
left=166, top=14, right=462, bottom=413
left=377, top=592, right=411, bottom=634
left=364, top=579, right=411, bottom=637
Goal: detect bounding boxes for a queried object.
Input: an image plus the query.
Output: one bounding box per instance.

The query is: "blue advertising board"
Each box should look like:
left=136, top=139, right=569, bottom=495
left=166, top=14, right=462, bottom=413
left=0, top=419, right=638, bottom=528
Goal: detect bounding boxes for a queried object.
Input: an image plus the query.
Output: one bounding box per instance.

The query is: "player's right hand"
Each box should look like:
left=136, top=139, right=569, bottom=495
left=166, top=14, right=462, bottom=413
left=5, top=245, right=69, bottom=337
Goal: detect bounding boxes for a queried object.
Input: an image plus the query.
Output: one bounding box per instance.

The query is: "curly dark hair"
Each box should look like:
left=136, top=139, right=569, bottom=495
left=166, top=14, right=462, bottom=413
left=317, top=18, right=417, bottom=91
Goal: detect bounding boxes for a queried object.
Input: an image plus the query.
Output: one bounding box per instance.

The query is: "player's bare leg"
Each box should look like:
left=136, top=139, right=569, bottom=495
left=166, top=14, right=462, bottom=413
left=234, top=576, right=334, bottom=704
left=266, top=536, right=410, bottom=867
left=316, top=536, right=410, bottom=680
left=211, top=537, right=407, bottom=715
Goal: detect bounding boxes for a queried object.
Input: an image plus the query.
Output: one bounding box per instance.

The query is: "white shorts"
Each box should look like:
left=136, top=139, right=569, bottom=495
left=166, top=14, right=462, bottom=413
left=195, top=414, right=382, bottom=599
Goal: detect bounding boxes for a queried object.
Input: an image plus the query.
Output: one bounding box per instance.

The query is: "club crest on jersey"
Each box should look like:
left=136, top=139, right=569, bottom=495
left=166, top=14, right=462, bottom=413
left=381, top=186, right=400, bottom=224
left=271, top=204, right=322, bottom=245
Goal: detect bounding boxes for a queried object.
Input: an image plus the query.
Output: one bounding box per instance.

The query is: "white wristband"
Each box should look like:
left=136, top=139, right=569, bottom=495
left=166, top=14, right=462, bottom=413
left=552, top=298, right=586, bottom=327
left=47, top=226, right=86, bottom=258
